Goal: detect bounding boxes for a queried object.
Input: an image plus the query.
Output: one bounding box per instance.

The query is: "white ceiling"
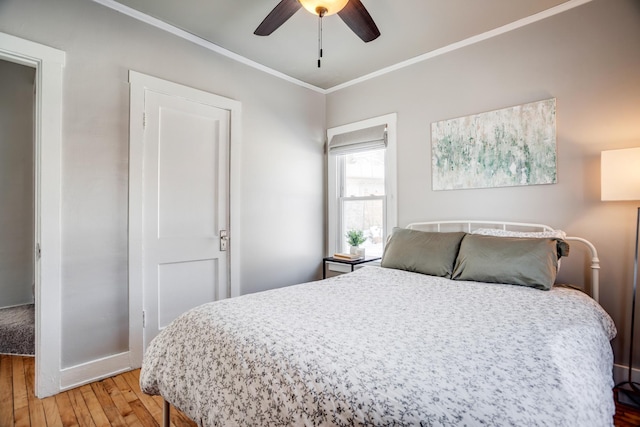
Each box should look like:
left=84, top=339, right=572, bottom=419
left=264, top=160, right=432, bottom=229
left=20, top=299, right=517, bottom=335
left=105, top=0, right=581, bottom=91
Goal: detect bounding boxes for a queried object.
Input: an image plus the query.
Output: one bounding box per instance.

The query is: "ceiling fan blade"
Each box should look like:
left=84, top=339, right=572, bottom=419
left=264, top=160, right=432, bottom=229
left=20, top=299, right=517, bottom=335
left=254, top=0, right=302, bottom=36
left=338, top=0, right=380, bottom=43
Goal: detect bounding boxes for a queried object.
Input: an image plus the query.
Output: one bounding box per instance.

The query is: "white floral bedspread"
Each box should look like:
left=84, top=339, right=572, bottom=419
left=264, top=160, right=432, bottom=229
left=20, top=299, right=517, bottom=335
left=140, top=266, right=616, bottom=427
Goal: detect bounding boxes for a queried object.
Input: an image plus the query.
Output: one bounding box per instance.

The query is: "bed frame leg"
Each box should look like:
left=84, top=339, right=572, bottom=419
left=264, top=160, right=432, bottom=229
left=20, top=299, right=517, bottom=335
left=163, top=399, right=170, bottom=427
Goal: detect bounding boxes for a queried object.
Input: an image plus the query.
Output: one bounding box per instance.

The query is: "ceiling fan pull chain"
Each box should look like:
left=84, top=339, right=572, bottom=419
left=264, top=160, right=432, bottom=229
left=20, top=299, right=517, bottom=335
left=317, top=12, right=323, bottom=68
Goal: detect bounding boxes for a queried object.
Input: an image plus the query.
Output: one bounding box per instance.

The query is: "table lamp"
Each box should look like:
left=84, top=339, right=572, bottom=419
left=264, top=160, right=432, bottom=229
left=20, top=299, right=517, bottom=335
left=601, top=147, right=640, bottom=393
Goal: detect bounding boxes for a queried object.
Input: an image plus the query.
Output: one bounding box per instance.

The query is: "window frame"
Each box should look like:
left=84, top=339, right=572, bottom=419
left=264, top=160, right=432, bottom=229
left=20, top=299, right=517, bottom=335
left=326, top=113, right=397, bottom=256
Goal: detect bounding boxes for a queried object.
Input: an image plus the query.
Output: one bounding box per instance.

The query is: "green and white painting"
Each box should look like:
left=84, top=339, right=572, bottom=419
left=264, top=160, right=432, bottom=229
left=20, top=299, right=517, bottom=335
left=431, top=98, right=557, bottom=190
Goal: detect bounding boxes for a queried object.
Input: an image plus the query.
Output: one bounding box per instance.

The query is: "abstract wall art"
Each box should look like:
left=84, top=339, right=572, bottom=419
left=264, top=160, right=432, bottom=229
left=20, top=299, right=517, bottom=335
left=431, top=98, right=557, bottom=191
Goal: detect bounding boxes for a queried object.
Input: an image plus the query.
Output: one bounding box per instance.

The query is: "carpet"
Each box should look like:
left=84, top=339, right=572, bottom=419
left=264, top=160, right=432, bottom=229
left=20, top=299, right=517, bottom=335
left=0, top=304, right=35, bottom=356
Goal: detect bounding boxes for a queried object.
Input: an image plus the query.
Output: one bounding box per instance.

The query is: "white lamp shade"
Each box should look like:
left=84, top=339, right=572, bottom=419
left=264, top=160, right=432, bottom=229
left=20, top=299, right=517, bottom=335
left=299, top=0, right=349, bottom=16
left=601, top=147, right=640, bottom=201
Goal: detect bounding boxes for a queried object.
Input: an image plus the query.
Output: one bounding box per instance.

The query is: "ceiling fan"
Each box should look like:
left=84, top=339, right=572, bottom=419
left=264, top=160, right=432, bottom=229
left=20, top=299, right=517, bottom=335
left=254, top=0, right=380, bottom=67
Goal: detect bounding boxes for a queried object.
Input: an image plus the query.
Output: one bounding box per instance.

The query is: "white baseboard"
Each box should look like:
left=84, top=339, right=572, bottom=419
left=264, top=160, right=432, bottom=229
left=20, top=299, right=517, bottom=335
left=613, top=363, right=640, bottom=385
left=0, top=301, right=35, bottom=310
left=60, top=351, right=132, bottom=391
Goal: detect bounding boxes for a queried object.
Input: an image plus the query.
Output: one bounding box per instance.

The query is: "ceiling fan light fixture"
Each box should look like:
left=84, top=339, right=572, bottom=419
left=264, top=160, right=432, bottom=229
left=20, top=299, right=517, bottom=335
left=298, top=0, right=349, bottom=16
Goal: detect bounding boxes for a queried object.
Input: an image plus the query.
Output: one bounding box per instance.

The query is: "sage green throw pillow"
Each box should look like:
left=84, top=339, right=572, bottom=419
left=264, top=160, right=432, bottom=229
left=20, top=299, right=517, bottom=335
left=452, top=234, right=559, bottom=290
left=381, top=228, right=466, bottom=278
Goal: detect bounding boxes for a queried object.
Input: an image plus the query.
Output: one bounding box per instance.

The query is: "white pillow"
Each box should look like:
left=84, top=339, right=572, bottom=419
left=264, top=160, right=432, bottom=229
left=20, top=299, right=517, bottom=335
left=471, top=228, right=566, bottom=240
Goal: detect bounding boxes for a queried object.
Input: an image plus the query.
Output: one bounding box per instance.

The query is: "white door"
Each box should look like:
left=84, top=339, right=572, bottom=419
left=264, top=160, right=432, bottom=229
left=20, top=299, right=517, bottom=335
left=142, top=89, right=230, bottom=350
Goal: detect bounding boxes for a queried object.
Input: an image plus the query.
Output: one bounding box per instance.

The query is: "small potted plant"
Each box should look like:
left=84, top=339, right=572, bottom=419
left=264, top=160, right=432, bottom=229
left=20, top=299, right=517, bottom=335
left=346, top=229, right=367, bottom=257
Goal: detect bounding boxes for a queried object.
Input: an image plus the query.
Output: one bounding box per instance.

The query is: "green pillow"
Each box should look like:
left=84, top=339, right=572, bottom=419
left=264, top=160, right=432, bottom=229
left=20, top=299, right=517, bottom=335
left=381, top=228, right=466, bottom=278
left=452, top=234, right=558, bottom=290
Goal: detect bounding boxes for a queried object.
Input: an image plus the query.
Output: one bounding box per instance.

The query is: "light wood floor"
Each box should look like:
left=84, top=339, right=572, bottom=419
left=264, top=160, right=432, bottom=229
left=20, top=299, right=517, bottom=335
left=3, top=354, right=640, bottom=426
left=615, top=404, right=640, bottom=427
left=0, top=355, right=196, bottom=427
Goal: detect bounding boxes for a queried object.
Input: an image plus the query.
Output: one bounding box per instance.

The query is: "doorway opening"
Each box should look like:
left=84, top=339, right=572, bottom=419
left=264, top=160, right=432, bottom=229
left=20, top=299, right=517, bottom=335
left=0, top=59, right=36, bottom=356
left=0, top=31, right=64, bottom=398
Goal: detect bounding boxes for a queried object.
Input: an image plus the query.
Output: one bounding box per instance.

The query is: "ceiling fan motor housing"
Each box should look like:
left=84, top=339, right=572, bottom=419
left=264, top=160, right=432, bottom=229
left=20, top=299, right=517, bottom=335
left=299, top=0, right=349, bottom=16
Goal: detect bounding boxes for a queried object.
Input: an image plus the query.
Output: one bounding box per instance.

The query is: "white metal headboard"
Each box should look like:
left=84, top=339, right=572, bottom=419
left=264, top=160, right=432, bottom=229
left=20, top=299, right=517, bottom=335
left=405, top=220, right=601, bottom=302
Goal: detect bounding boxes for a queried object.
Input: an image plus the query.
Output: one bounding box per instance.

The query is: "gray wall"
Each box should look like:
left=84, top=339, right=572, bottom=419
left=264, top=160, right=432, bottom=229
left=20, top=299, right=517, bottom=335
left=327, top=0, right=640, bottom=366
left=0, top=60, right=35, bottom=309
left=0, top=0, right=325, bottom=368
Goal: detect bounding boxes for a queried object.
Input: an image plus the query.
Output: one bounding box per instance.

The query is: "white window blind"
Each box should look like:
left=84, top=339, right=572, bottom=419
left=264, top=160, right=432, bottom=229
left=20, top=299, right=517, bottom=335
left=328, top=124, right=387, bottom=155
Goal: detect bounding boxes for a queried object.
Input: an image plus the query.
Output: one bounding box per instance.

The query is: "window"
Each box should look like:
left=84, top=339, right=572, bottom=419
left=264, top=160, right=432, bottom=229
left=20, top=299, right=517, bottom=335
left=327, top=114, right=397, bottom=257
left=338, top=149, right=386, bottom=255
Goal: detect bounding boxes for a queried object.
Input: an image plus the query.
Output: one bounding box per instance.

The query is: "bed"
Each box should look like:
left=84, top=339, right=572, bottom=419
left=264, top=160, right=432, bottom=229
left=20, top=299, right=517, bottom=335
left=140, top=220, right=617, bottom=426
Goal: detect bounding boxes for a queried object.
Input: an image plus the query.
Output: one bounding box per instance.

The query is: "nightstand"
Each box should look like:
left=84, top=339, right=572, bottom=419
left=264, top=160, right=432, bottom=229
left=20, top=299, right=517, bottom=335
left=322, top=256, right=382, bottom=279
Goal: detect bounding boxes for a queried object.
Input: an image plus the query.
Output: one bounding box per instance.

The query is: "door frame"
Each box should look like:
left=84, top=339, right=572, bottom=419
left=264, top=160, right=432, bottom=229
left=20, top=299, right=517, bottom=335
left=0, top=32, right=65, bottom=397
left=128, top=71, right=242, bottom=367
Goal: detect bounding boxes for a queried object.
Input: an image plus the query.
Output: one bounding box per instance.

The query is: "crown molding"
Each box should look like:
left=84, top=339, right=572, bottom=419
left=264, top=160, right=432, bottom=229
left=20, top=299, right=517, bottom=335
left=92, top=0, right=325, bottom=93
left=325, top=0, right=594, bottom=93
left=93, top=0, right=594, bottom=95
